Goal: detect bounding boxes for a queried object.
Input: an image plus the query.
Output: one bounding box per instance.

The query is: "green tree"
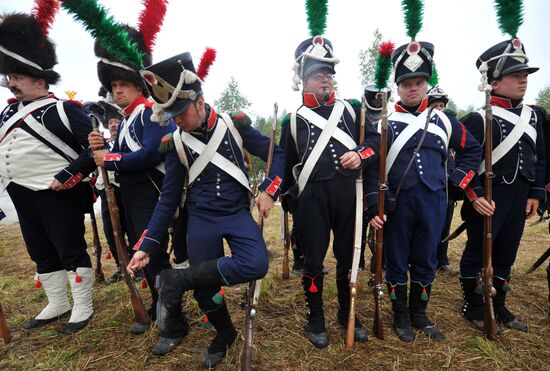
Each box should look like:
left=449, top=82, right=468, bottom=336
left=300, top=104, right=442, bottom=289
left=213, top=76, right=251, bottom=113
left=536, top=84, right=550, bottom=111
left=358, top=28, right=383, bottom=87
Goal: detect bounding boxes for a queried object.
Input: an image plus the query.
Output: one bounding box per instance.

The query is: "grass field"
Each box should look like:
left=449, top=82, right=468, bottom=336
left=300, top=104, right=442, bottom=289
left=0, top=204, right=549, bottom=370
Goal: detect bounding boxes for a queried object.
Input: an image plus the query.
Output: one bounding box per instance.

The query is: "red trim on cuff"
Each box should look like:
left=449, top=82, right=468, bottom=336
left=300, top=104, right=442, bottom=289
left=266, top=176, right=282, bottom=196
left=465, top=186, right=477, bottom=201
left=359, top=147, right=375, bottom=160
left=134, top=229, right=148, bottom=251
left=104, top=153, right=122, bottom=162
left=63, top=172, right=83, bottom=188
left=459, top=170, right=475, bottom=190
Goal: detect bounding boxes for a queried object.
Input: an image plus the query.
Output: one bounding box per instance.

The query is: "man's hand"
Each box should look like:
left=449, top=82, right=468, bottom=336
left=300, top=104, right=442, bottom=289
left=525, top=198, right=539, bottom=219
left=472, top=197, right=496, bottom=216
left=257, top=191, right=274, bottom=219
left=127, top=250, right=150, bottom=277
left=50, top=179, right=67, bottom=191
left=340, top=151, right=362, bottom=170
left=369, top=215, right=387, bottom=230
left=88, top=131, right=105, bottom=150
left=93, top=149, right=108, bottom=167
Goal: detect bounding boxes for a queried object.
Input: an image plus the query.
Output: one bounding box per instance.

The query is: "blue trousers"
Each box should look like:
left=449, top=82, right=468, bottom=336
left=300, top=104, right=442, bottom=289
left=384, top=184, right=446, bottom=284
left=460, top=178, right=529, bottom=279
left=187, top=204, right=268, bottom=313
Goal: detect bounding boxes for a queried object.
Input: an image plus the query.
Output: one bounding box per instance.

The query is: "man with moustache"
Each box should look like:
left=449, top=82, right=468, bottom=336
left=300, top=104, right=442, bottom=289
left=126, top=52, right=285, bottom=366
left=0, top=12, right=96, bottom=333
left=279, top=36, right=379, bottom=348
left=367, top=41, right=482, bottom=342
left=87, top=27, right=174, bottom=335
left=459, top=38, right=546, bottom=333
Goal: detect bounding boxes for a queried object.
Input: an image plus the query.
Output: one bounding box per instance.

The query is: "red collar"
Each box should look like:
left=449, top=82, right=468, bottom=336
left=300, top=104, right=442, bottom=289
left=490, top=96, right=515, bottom=109
left=303, top=91, right=335, bottom=108
left=14, top=93, right=56, bottom=105
left=207, top=105, right=217, bottom=130
left=122, top=96, right=150, bottom=116
left=394, top=97, right=428, bottom=113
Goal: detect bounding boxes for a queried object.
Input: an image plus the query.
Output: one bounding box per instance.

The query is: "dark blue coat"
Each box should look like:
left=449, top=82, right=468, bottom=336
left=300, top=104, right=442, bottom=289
left=364, top=97, right=482, bottom=207
left=136, top=105, right=285, bottom=256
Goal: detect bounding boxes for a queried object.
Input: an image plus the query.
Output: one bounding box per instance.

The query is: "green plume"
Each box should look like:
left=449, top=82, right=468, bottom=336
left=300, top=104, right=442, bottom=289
left=305, top=0, right=328, bottom=36
left=374, top=55, right=392, bottom=91
left=401, top=0, right=423, bottom=40
left=62, top=0, right=144, bottom=68
left=429, top=63, right=439, bottom=88
left=494, top=0, right=523, bottom=37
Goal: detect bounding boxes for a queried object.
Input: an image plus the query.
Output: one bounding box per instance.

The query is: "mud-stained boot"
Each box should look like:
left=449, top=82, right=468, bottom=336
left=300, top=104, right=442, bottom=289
left=388, top=283, right=414, bottom=342
left=493, top=277, right=528, bottom=332
left=336, top=276, right=368, bottom=342
left=24, top=270, right=71, bottom=329
left=202, top=304, right=237, bottom=368
left=409, top=282, right=444, bottom=341
left=302, top=275, right=329, bottom=348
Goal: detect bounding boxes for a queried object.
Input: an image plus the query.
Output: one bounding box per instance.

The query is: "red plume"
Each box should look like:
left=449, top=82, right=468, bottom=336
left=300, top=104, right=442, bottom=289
left=197, top=48, right=217, bottom=81
left=32, top=0, right=61, bottom=37
left=137, top=0, right=168, bottom=53
left=379, top=41, right=395, bottom=59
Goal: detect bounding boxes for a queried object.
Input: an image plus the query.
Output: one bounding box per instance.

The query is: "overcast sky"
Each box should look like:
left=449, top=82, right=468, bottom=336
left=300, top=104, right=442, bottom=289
left=1, top=0, right=548, bottom=118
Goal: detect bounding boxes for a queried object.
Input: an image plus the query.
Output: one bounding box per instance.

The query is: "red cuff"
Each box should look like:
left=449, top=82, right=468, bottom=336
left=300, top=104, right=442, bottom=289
left=104, top=153, right=122, bottom=162
left=465, top=186, right=477, bottom=201
left=266, top=176, right=282, bottom=196
left=63, top=172, right=83, bottom=189
left=459, top=170, right=475, bottom=190
left=545, top=183, right=550, bottom=192
left=133, top=229, right=148, bottom=251
left=358, top=147, right=375, bottom=160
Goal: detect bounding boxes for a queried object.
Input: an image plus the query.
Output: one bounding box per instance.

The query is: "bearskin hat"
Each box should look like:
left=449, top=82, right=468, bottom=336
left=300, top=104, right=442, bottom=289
left=94, top=25, right=151, bottom=97
left=0, top=13, right=60, bottom=84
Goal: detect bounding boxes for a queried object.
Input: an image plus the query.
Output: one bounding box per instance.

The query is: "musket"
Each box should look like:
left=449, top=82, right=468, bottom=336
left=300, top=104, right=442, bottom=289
left=90, top=210, right=106, bottom=284
left=90, top=115, right=150, bottom=326
left=526, top=246, right=550, bottom=274
left=372, top=92, right=389, bottom=340
left=241, top=103, right=278, bottom=371
left=482, top=89, right=497, bottom=340
left=345, top=97, right=366, bottom=348
left=281, top=208, right=290, bottom=279
left=441, top=221, right=466, bottom=243
left=0, top=300, right=10, bottom=344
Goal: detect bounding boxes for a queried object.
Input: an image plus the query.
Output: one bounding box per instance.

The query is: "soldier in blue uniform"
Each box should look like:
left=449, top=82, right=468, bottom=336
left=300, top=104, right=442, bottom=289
left=126, top=52, right=285, bottom=367
left=459, top=38, right=545, bottom=333
left=368, top=41, right=482, bottom=342
left=0, top=12, right=96, bottom=333
left=279, top=36, right=379, bottom=348
left=87, top=26, right=174, bottom=335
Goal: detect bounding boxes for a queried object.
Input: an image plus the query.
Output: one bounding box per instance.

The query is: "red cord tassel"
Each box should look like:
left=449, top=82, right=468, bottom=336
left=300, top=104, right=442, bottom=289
left=75, top=274, right=82, bottom=283
left=35, top=278, right=42, bottom=288
left=141, top=279, right=148, bottom=289
left=105, top=252, right=112, bottom=259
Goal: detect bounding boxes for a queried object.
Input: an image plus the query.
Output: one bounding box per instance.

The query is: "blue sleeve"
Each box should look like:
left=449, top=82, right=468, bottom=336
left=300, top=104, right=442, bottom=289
left=137, top=150, right=187, bottom=256
left=239, top=124, right=286, bottom=200
left=54, top=102, right=96, bottom=187
left=104, top=110, right=175, bottom=172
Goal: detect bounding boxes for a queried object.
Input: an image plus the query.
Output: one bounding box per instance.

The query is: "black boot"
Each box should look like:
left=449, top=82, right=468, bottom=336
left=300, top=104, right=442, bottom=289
left=302, top=275, right=329, bottom=348
left=493, top=277, right=527, bottom=332
left=156, top=260, right=225, bottom=336
left=459, top=277, right=487, bottom=331
left=388, top=283, right=413, bottom=342
left=202, top=304, right=238, bottom=369
left=409, top=282, right=445, bottom=341
left=336, top=276, right=368, bottom=342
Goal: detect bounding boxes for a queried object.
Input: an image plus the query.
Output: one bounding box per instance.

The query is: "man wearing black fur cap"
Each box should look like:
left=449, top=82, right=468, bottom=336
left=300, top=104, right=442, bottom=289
left=87, top=25, right=174, bottom=335
left=0, top=10, right=96, bottom=334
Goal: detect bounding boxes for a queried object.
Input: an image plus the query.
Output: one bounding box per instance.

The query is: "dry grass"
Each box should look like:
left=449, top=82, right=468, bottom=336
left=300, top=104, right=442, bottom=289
left=0, top=203, right=549, bottom=370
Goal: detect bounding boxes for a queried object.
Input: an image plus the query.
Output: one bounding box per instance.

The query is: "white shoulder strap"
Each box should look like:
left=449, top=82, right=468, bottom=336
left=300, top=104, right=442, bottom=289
left=23, top=114, right=79, bottom=160
left=56, top=101, right=73, bottom=133
left=0, top=98, right=57, bottom=140
left=340, top=99, right=356, bottom=122
left=220, top=113, right=244, bottom=154
left=291, top=111, right=298, bottom=153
